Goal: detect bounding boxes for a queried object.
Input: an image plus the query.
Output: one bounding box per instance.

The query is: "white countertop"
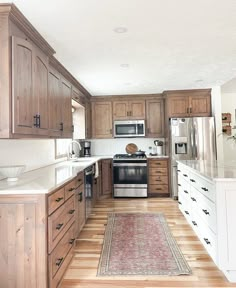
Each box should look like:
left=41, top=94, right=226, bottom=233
left=147, top=155, right=169, bottom=159
left=177, top=160, right=236, bottom=181
left=0, top=154, right=169, bottom=195
left=0, top=156, right=111, bottom=195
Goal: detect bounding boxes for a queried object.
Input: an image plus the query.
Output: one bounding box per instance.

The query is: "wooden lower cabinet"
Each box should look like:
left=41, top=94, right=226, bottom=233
left=0, top=174, right=87, bottom=288
left=74, top=172, right=85, bottom=237
left=0, top=194, right=47, bottom=288
left=97, top=159, right=112, bottom=199
left=148, top=158, right=170, bottom=197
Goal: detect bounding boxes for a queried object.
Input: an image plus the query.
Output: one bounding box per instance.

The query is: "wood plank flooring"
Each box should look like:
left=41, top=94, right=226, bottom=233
left=61, top=198, right=235, bottom=288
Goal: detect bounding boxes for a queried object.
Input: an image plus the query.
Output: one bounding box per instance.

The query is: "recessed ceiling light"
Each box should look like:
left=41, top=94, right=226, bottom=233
left=120, top=63, right=129, bottom=68
left=113, top=27, right=128, bottom=33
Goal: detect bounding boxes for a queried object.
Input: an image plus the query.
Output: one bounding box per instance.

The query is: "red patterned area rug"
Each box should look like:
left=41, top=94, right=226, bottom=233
left=97, top=213, right=191, bottom=276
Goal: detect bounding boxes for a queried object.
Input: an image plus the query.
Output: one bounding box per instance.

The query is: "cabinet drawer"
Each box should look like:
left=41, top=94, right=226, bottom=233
left=149, top=175, right=168, bottom=185
left=149, top=168, right=167, bottom=176
left=77, top=171, right=84, bottom=187
left=191, top=186, right=216, bottom=233
left=48, top=187, right=65, bottom=215
left=190, top=172, right=215, bottom=202
left=198, top=216, right=217, bottom=263
left=65, top=178, right=77, bottom=201
left=48, top=196, right=75, bottom=253
left=149, top=184, right=168, bottom=194
left=149, top=159, right=168, bottom=168
left=49, top=223, right=75, bottom=286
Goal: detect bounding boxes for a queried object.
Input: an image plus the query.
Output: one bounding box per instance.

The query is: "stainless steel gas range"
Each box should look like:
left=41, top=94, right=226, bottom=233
left=113, top=154, right=147, bottom=197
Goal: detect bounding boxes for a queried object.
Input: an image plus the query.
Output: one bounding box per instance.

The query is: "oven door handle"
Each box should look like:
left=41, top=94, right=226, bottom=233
left=113, top=163, right=147, bottom=167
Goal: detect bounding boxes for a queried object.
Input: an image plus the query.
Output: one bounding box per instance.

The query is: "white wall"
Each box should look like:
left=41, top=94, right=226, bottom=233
left=0, top=139, right=64, bottom=180
left=211, top=86, right=224, bottom=162
left=220, top=92, right=236, bottom=162
left=90, top=138, right=165, bottom=156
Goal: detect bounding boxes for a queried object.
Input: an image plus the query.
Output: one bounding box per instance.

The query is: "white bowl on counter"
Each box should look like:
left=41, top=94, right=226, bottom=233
left=0, top=165, right=26, bottom=181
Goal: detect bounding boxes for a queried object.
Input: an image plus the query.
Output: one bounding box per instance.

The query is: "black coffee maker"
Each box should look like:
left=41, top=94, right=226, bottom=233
left=83, top=141, right=91, bottom=157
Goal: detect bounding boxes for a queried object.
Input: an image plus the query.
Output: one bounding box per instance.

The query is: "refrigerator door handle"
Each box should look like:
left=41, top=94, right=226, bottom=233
left=190, top=126, right=194, bottom=158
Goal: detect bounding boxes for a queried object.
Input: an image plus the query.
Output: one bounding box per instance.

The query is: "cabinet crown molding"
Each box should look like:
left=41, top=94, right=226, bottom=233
left=0, top=3, right=55, bottom=56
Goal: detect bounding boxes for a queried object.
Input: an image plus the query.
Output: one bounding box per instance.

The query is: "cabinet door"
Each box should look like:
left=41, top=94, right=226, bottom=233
left=75, top=184, right=85, bottom=237
left=190, top=94, right=211, bottom=116
left=33, top=48, right=49, bottom=135
left=113, top=101, right=129, bottom=119
left=92, top=102, right=112, bottom=138
left=61, top=78, right=73, bottom=138
left=146, top=99, right=164, bottom=137
left=12, top=37, right=34, bottom=135
left=85, top=101, right=92, bottom=139
left=100, top=159, right=112, bottom=198
left=48, top=67, right=62, bottom=137
left=129, top=100, right=146, bottom=119
left=166, top=96, right=189, bottom=117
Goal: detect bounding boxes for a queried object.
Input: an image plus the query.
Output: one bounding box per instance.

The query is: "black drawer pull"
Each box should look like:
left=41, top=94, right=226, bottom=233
left=184, top=190, right=189, bottom=194
left=204, top=238, right=211, bottom=245
left=201, top=187, right=208, bottom=192
left=183, top=174, right=188, bottom=177
left=191, top=197, right=196, bottom=202
left=202, top=209, right=210, bottom=215
left=178, top=184, right=181, bottom=186
left=69, top=209, right=75, bottom=214
left=178, top=201, right=182, bottom=205
left=177, top=169, right=181, bottom=172
left=192, top=221, right=197, bottom=226
left=56, top=223, right=64, bottom=230
left=55, top=197, right=63, bottom=202
left=68, top=187, right=75, bottom=192
left=56, top=257, right=64, bottom=266
left=184, top=211, right=189, bottom=215
left=190, top=179, right=195, bottom=182
left=79, top=192, right=83, bottom=202
left=69, top=238, right=75, bottom=245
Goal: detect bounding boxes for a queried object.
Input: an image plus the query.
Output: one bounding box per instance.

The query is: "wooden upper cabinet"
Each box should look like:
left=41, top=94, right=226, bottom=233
left=189, top=94, right=211, bottom=116
left=12, top=36, right=49, bottom=136
left=146, top=99, right=164, bottom=137
left=12, top=37, right=34, bottom=135
left=61, top=78, right=72, bottom=138
left=48, top=66, right=62, bottom=137
left=91, top=101, right=112, bottom=138
left=165, top=95, right=189, bottom=118
left=33, top=47, right=49, bottom=135
left=113, top=100, right=145, bottom=120
left=164, top=89, right=211, bottom=118
left=48, top=68, right=73, bottom=139
left=85, top=101, right=92, bottom=139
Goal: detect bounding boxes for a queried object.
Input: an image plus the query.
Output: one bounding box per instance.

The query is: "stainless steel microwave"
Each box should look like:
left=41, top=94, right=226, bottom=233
left=113, top=120, right=145, bottom=138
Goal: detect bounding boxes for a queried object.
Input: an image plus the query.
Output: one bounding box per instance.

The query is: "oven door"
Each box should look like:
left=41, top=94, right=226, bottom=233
left=113, top=162, right=147, bottom=197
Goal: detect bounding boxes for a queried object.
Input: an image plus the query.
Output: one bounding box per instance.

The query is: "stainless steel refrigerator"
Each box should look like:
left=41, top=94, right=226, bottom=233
left=169, top=117, right=217, bottom=198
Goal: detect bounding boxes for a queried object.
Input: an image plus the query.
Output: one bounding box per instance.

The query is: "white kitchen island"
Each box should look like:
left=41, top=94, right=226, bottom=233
left=177, top=160, right=236, bottom=282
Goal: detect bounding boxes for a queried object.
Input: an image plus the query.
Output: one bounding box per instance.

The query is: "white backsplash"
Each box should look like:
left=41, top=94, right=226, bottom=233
left=0, top=139, right=64, bottom=180
left=89, top=138, right=165, bottom=156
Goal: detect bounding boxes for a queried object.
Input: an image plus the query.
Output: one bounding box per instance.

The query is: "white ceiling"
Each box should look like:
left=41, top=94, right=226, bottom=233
left=2, top=0, right=236, bottom=96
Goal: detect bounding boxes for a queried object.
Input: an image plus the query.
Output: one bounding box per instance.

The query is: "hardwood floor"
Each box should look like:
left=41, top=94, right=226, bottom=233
left=61, top=198, right=235, bottom=288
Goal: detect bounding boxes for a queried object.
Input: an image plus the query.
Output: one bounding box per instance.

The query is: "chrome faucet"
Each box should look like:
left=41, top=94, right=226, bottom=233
left=67, top=140, right=81, bottom=160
